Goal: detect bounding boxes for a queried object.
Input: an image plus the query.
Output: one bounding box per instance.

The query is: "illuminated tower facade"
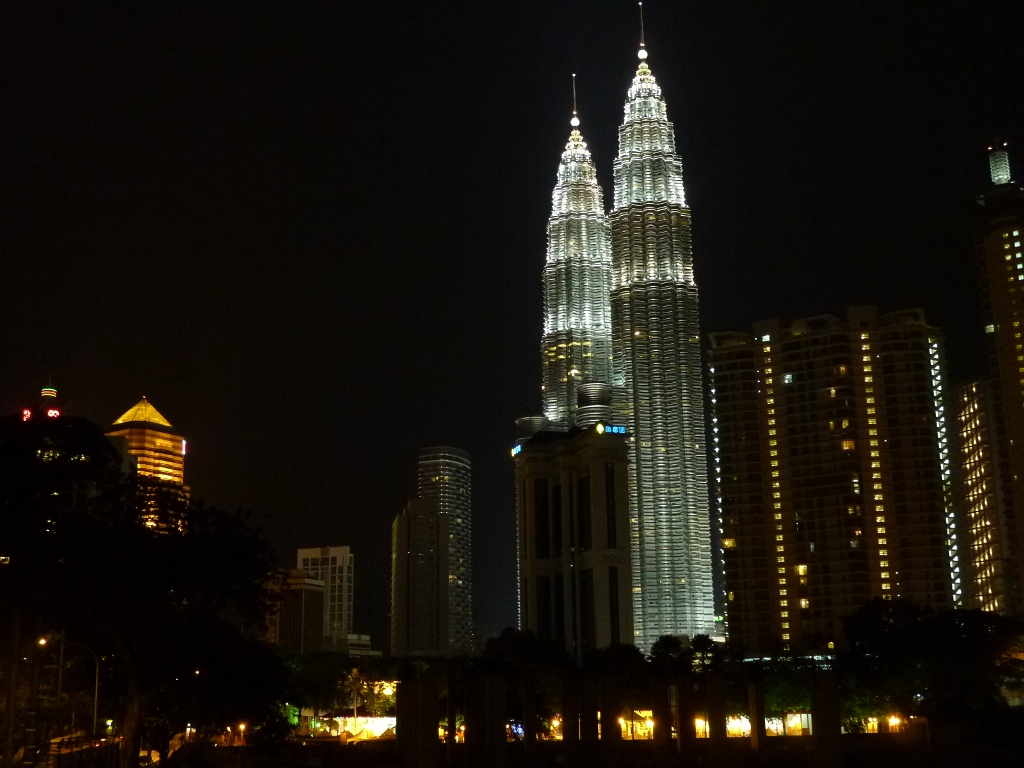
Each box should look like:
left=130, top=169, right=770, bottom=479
left=418, top=447, right=474, bottom=654
left=106, top=397, right=185, bottom=485
left=964, top=144, right=1024, bottom=613
left=610, top=44, right=715, bottom=647
left=541, top=106, right=613, bottom=427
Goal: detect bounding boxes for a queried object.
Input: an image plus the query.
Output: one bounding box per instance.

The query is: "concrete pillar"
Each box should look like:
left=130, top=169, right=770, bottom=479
left=396, top=675, right=442, bottom=768
left=706, top=673, right=728, bottom=746
left=464, top=675, right=506, bottom=768
left=651, top=678, right=673, bottom=751
left=522, top=672, right=537, bottom=753
left=812, top=669, right=841, bottom=768
left=747, top=676, right=767, bottom=751
left=674, top=674, right=696, bottom=759
left=560, top=673, right=581, bottom=763
left=580, top=679, right=599, bottom=744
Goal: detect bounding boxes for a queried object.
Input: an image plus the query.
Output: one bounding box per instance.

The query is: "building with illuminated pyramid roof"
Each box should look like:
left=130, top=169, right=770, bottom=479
left=610, top=40, right=716, bottom=648
left=106, top=397, right=186, bottom=485
left=541, top=93, right=613, bottom=427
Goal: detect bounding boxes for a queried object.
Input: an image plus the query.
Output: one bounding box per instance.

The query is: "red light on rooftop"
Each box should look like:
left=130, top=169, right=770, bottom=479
left=46, top=409, right=60, bottom=418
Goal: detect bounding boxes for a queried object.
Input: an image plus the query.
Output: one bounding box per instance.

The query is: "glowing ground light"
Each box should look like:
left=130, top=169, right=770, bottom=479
left=22, top=409, right=31, bottom=421
left=47, top=409, right=60, bottom=418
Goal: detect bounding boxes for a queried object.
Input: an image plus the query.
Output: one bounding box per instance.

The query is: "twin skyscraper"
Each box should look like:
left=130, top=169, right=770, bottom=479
left=522, top=38, right=716, bottom=651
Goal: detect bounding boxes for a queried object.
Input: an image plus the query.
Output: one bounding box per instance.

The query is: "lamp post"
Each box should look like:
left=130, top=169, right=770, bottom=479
left=63, top=642, right=99, bottom=739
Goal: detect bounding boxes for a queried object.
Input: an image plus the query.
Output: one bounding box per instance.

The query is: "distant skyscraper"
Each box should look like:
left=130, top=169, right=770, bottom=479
left=609, top=42, right=715, bottom=647
left=266, top=569, right=325, bottom=654
left=710, top=307, right=958, bottom=652
left=391, top=498, right=448, bottom=656
left=106, top=397, right=186, bottom=485
left=417, top=447, right=474, bottom=654
left=541, top=95, right=613, bottom=427
left=961, top=144, right=1024, bottom=614
left=297, top=546, right=354, bottom=648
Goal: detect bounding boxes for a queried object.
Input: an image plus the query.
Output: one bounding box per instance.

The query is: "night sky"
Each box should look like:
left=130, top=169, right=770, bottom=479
left=3, top=1, right=1022, bottom=647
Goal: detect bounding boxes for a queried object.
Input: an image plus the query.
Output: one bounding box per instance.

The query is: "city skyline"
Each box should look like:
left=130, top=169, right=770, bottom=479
left=2, top=1, right=1021, bottom=645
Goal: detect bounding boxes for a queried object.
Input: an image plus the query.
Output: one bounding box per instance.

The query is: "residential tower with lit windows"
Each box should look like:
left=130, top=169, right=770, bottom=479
left=541, top=107, right=613, bottom=427
left=954, top=380, right=1008, bottom=612
left=709, top=307, right=958, bottom=653
left=609, top=43, right=716, bottom=647
left=417, top=446, right=474, bottom=654
left=961, top=144, right=1024, bottom=614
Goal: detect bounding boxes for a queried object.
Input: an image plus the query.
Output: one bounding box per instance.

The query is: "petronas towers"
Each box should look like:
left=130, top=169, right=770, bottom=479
left=528, top=40, right=716, bottom=650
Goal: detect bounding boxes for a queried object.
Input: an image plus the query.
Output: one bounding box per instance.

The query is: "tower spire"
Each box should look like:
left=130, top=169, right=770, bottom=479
left=638, top=2, right=648, bottom=59
left=989, top=142, right=1013, bottom=186
left=571, top=74, right=579, bottom=127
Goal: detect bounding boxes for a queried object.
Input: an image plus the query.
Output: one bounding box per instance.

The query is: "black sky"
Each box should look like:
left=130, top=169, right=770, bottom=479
left=2, top=1, right=1022, bottom=646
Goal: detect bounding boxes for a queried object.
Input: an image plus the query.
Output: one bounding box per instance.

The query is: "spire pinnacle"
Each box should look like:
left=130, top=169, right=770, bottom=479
left=570, top=74, right=580, bottom=127
left=638, top=2, right=648, bottom=60
left=988, top=142, right=1012, bottom=185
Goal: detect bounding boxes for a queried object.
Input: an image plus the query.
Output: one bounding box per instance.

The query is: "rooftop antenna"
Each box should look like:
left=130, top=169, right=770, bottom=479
left=571, top=74, right=580, bottom=127
left=638, top=2, right=648, bottom=60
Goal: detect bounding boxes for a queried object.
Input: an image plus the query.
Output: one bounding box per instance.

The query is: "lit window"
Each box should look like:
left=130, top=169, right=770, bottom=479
left=783, top=373, right=793, bottom=384
left=799, top=598, right=809, bottom=608
left=722, top=538, right=736, bottom=549
left=841, top=440, right=855, bottom=450
left=796, top=564, right=808, bottom=575
left=842, top=418, right=850, bottom=428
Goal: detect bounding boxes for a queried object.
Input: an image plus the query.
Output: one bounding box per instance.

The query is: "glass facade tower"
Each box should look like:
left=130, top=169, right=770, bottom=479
left=418, top=446, right=474, bottom=654
left=542, top=115, right=613, bottom=427
left=610, top=47, right=716, bottom=648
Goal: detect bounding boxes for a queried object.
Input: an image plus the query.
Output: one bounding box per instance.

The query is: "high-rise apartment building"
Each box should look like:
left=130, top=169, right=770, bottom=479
left=709, top=307, right=958, bottom=653
left=955, top=380, right=1009, bottom=612
left=541, top=105, right=613, bottom=427
left=391, top=498, right=449, bottom=656
left=417, top=447, right=474, bottom=654
left=297, top=546, right=354, bottom=648
left=106, top=397, right=186, bottom=485
left=512, top=419, right=633, bottom=660
left=609, top=43, right=715, bottom=647
left=962, top=144, right=1024, bottom=614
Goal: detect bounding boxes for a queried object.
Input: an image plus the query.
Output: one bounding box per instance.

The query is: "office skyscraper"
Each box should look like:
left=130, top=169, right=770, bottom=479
left=710, top=307, right=958, bottom=652
left=609, top=42, right=715, bottom=647
left=417, top=447, right=474, bottom=653
left=960, top=144, right=1024, bottom=614
left=512, top=418, right=633, bottom=660
left=297, top=546, right=354, bottom=648
left=391, top=498, right=448, bottom=656
left=541, top=102, right=613, bottom=427
left=106, top=397, right=186, bottom=485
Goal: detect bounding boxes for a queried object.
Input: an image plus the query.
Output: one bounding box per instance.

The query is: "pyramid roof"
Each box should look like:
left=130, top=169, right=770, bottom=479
left=112, top=397, right=173, bottom=428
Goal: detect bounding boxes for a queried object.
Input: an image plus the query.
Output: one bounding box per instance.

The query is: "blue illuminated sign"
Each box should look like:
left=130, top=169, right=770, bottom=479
left=511, top=444, right=523, bottom=457
left=605, top=425, right=627, bottom=434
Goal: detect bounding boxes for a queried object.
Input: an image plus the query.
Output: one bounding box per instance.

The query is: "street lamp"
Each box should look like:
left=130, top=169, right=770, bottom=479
left=63, top=641, right=100, bottom=739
